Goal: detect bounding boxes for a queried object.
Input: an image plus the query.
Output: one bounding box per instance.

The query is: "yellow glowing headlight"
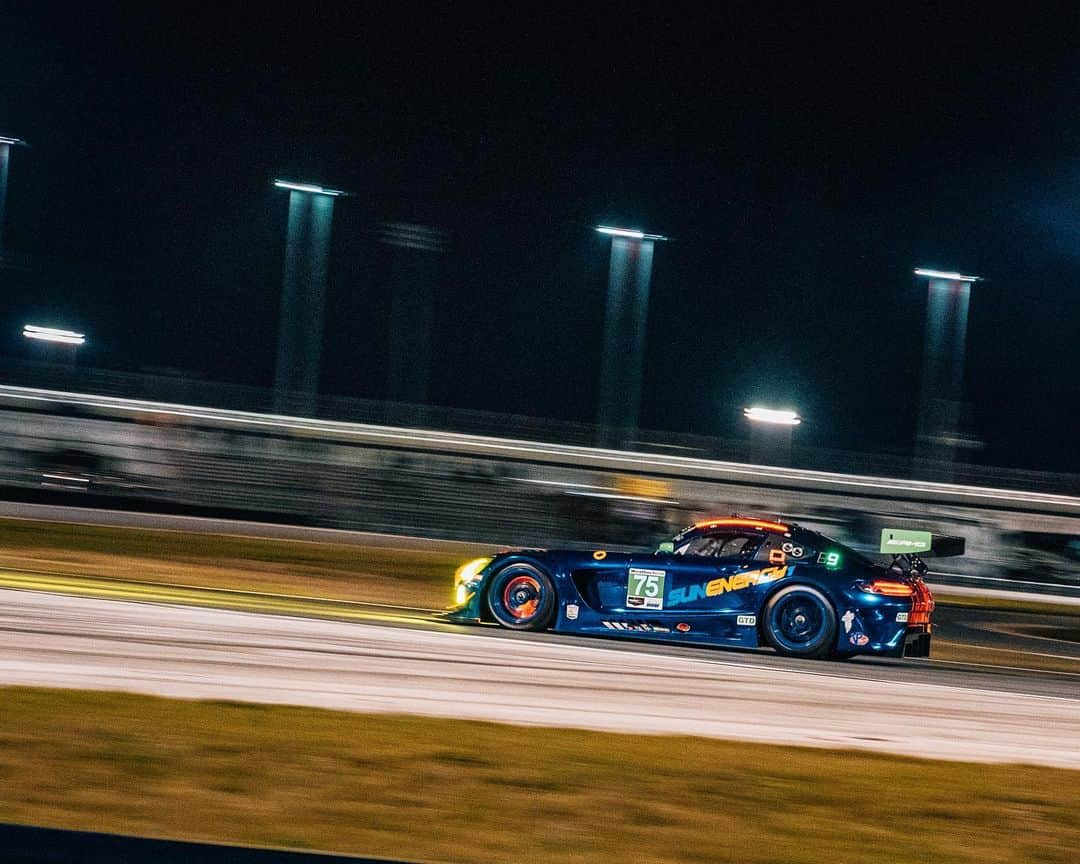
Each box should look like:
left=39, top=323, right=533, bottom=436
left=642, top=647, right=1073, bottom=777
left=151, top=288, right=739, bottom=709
left=454, top=557, right=492, bottom=587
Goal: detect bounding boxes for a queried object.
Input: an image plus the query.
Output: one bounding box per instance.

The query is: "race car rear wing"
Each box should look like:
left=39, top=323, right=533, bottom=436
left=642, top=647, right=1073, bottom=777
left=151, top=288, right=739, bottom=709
left=880, top=529, right=965, bottom=558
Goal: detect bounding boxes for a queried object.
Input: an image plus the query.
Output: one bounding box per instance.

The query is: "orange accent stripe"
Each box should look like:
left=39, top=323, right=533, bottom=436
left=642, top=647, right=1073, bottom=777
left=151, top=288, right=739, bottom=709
left=694, top=518, right=790, bottom=533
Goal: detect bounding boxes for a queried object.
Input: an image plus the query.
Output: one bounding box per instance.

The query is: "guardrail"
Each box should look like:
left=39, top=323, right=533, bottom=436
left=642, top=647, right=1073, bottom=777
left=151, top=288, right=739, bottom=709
left=0, top=822, right=417, bottom=864
left=1, top=384, right=1077, bottom=516
left=1, top=359, right=1078, bottom=495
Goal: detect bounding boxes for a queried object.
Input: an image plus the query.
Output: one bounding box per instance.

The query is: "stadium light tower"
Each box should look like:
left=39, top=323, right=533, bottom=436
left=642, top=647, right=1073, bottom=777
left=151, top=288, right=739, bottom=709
left=743, top=405, right=800, bottom=465
left=913, top=267, right=981, bottom=477
left=22, top=323, right=86, bottom=367
left=743, top=406, right=801, bottom=426
left=272, top=179, right=348, bottom=416
left=22, top=324, right=86, bottom=346
left=0, top=136, right=28, bottom=253
left=594, top=224, right=668, bottom=446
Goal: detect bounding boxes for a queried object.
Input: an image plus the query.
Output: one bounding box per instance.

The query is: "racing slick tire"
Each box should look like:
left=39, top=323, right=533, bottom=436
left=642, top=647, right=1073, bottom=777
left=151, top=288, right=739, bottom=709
left=762, top=585, right=837, bottom=659
left=486, top=563, right=557, bottom=631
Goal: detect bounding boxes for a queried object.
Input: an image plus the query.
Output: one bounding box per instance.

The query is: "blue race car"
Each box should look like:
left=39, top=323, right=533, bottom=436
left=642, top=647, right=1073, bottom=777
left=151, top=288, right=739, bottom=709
left=447, top=517, right=959, bottom=659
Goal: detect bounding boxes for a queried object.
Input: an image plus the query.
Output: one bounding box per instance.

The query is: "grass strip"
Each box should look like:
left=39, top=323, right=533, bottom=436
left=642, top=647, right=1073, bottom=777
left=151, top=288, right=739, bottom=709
left=930, top=639, right=1079, bottom=672
left=0, top=517, right=470, bottom=609
left=0, top=688, right=1077, bottom=864
left=935, top=594, right=1080, bottom=618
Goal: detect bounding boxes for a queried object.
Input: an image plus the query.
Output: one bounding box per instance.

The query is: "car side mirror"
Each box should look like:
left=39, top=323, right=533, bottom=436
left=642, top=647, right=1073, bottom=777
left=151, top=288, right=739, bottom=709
left=656, top=541, right=675, bottom=554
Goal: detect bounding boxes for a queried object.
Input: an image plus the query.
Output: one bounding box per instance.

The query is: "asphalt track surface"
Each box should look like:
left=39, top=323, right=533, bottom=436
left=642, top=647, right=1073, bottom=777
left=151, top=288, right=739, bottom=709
left=1, top=586, right=1077, bottom=769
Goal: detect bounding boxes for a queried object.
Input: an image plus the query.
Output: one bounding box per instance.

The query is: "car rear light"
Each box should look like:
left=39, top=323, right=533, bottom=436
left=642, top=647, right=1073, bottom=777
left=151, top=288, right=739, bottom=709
left=862, top=579, right=915, bottom=597
left=909, top=579, right=935, bottom=625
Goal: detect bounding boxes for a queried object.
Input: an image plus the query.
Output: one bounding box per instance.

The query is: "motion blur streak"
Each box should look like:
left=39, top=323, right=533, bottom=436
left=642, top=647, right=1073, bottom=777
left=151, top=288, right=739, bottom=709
left=0, top=589, right=1076, bottom=767
left=0, top=383, right=1077, bottom=592
left=0, top=384, right=1076, bottom=510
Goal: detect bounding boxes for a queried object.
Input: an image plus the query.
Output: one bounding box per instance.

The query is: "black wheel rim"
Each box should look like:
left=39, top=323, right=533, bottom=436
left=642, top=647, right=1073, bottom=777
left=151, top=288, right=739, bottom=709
left=769, top=593, right=828, bottom=651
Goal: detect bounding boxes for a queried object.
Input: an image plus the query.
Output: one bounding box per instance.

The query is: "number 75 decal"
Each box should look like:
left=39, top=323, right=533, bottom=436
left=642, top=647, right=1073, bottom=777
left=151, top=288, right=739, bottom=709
left=627, top=568, right=666, bottom=610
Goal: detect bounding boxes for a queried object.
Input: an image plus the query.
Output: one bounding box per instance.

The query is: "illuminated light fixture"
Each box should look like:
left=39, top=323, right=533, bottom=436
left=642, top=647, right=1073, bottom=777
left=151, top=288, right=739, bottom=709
left=0, top=136, right=27, bottom=146
left=22, top=324, right=85, bottom=346
left=913, top=268, right=980, bottom=283
left=454, top=557, right=493, bottom=586
left=273, top=179, right=347, bottom=197
left=694, top=517, right=791, bottom=533
left=861, top=579, right=915, bottom=597
left=743, top=406, right=802, bottom=426
left=595, top=225, right=667, bottom=241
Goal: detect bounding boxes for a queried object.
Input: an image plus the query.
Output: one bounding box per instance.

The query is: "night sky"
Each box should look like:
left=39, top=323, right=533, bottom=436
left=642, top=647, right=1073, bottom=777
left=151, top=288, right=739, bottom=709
left=2, top=4, right=1079, bottom=471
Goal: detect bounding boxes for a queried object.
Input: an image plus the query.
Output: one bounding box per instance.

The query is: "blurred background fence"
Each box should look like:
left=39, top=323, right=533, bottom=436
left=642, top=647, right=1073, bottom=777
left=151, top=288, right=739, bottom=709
left=0, top=368, right=1077, bottom=595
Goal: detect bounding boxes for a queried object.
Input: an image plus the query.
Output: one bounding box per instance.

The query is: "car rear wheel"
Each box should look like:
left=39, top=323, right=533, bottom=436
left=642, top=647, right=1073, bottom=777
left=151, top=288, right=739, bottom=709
left=763, top=585, right=837, bottom=659
left=486, top=563, right=557, bottom=631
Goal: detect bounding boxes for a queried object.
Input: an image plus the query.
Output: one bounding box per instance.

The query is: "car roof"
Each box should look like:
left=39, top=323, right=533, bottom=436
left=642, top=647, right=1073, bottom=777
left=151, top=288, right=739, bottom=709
left=691, top=517, right=792, bottom=534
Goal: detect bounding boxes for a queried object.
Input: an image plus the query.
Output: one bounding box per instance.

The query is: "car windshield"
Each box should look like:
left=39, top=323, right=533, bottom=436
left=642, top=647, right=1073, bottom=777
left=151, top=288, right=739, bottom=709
left=675, top=533, right=763, bottom=558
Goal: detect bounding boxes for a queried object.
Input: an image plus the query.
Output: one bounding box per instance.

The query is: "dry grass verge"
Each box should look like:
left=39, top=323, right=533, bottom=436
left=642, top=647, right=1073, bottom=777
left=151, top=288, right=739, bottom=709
left=0, top=688, right=1077, bottom=864
left=0, top=518, right=468, bottom=608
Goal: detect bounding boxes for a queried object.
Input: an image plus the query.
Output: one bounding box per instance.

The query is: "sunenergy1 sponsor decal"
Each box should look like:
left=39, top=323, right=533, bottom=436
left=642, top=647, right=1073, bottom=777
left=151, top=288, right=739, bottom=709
left=626, top=568, right=666, bottom=610
left=668, top=566, right=788, bottom=606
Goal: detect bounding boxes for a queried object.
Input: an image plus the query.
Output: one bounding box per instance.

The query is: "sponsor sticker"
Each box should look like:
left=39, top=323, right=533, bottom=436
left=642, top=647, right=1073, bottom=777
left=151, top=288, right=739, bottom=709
left=736, top=614, right=757, bottom=626
left=593, top=550, right=608, bottom=561
left=627, top=568, right=666, bottom=610
left=566, top=603, right=579, bottom=620
left=849, top=633, right=870, bottom=646
left=880, top=529, right=932, bottom=555
left=602, top=621, right=670, bottom=633
left=676, top=622, right=691, bottom=632
left=841, top=610, right=856, bottom=633
left=895, top=611, right=909, bottom=623
left=667, top=566, right=788, bottom=606
left=817, top=551, right=841, bottom=568
left=781, top=542, right=805, bottom=558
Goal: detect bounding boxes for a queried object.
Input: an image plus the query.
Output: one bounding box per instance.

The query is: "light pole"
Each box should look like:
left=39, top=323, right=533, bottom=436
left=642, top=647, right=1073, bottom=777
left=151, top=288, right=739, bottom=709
left=272, top=179, right=346, bottom=417
left=0, top=136, right=28, bottom=254
left=22, top=324, right=86, bottom=346
left=379, top=220, right=448, bottom=425
left=594, top=225, right=667, bottom=447
left=913, top=267, right=981, bottom=478
left=23, top=324, right=86, bottom=369
left=743, top=405, right=801, bottom=465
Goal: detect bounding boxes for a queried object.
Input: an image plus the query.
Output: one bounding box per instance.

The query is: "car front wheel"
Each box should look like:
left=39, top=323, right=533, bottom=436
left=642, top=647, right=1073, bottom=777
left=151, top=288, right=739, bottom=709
left=486, top=563, right=557, bottom=631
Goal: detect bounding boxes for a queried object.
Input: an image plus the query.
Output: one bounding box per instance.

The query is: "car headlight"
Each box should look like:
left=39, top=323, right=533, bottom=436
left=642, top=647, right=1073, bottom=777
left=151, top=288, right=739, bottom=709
left=454, top=556, right=492, bottom=587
